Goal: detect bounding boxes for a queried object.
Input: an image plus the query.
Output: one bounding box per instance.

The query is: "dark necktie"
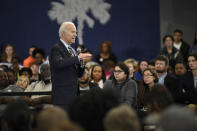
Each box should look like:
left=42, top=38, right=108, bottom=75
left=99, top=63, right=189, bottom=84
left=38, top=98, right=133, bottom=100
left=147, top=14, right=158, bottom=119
left=68, top=46, right=74, bottom=56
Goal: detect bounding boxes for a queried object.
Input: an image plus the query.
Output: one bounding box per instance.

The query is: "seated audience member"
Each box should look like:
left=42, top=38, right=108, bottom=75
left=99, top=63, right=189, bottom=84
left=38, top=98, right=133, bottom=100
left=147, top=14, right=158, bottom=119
left=0, top=70, right=23, bottom=114
left=95, top=41, right=117, bottom=65
left=102, top=60, right=115, bottom=80
left=137, top=68, right=158, bottom=110
left=104, top=104, right=141, bottom=131
left=19, top=67, right=32, bottom=79
left=78, top=67, right=99, bottom=95
left=104, top=62, right=137, bottom=107
left=1, top=44, right=17, bottom=64
left=0, top=70, right=23, bottom=97
left=174, top=61, right=187, bottom=77
left=90, top=65, right=106, bottom=89
left=1, top=101, right=32, bottom=131
left=148, top=59, right=155, bottom=73
left=10, top=56, right=23, bottom=78
left=154, top=55, right=179, bottom=99
left=158, top=105, right=197, bottom=131
left=32, top=48, right=45, bottom=66
left=189, top=31, right=197, bottom=54
left=160, top=35, right=183, bottom=68
left=173, top=29, right=190, bottom=63
left=68, top=88, right=120, bottom=131
left=124, top=58, right=138, bottom=80
left=36, top=106, right=69, bottom=131
left=15, top=75, right=30, bottom=91
left=25, top=64, right=52, bottom=105
left=7, top=69, right=17, bottom=85
left=30, top=62, right=40, bottom=83
left=23, top=45, right=36, bottom=68
left=134, top=60, right=148, bottom=81
left=179, top=54, right=197, bottom=104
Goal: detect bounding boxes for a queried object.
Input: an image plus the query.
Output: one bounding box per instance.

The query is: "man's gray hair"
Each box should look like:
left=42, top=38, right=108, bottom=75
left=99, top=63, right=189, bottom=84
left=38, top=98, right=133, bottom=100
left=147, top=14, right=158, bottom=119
left=59, top=22, right=75, bottom=38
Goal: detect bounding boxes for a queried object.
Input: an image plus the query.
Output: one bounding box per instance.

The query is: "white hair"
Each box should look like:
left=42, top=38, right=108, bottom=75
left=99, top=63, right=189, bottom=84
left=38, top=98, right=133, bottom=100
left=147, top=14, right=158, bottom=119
left=59, top=22, right=75, bottom=38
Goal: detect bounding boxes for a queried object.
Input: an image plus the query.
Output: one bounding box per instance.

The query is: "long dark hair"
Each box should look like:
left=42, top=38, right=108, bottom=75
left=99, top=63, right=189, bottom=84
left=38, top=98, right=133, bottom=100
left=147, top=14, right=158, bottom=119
left=137, top=68, right=158, bottom=108
left=91, top=65, right=106, bottom=82
left=115, top=62, right=130, bottom=79
left=1, top=44, right=17, bottom=62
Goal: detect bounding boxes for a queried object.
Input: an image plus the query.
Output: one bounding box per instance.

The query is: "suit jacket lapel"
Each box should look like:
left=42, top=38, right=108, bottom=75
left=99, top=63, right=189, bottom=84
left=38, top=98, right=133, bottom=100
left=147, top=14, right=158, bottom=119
left=58, top=40, right=72, bottom=57
left=58, top=40, right=79, bottom=71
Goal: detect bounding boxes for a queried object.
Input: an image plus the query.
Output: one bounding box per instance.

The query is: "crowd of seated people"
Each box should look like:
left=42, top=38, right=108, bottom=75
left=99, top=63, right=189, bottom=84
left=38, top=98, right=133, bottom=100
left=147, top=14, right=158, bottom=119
left=0, top=29, right=197, bottom=131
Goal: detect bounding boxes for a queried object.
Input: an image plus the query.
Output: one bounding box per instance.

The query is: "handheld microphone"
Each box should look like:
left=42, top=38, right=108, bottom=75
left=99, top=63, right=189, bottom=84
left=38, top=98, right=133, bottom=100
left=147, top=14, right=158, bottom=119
left=76, top=48, right=85, bottom=68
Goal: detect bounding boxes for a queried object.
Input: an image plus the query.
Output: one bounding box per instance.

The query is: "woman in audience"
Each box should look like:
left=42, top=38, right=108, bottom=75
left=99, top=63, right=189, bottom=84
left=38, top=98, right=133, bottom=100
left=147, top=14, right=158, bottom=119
left=124, top=58, right=138, bottom=80
left=134, top=60, right=148, bottom=81
left=16, top=75, right=30, bottom=91
left=90, top=65, right=106, bottom=89
left=102, top=60, right=115, bottom=80
left=30, top=62, right=40, bottom=83
left=1, top=44, right=17, bottom=64
left=104, top=62, right=137, bottom=107
left=95, top=41, right=117, bottom=65
left=137, top=68, right=158, bottom=110
left=160, top=35, right=183, bottom=68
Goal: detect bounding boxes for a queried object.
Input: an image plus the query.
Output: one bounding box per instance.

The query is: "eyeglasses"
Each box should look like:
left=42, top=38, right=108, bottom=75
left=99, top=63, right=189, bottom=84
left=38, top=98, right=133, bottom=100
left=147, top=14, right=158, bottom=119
left=113, top=70, right=124, bottom=73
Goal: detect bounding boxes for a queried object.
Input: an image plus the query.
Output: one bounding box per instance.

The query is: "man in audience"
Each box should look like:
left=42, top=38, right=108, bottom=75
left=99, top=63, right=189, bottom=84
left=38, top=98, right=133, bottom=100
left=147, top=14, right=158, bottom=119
left=0, top=70, right=23, bottom=114
left=179, top=54, right=197, bottom=104
left=155, top=55, right=178, bottom=99
left=25, top=64, right=52, bottom=105
left=78, top=67, right=99, bottom=95
left=173, top=29, right=190, bottom=63
left=23, top=45, right=36, bottom=68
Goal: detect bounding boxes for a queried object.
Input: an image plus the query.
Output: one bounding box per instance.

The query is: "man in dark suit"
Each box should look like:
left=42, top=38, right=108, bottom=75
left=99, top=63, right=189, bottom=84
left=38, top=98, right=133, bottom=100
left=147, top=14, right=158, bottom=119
left=179, top=54, right=197, bottom=104
left=155, top=55, right=179, bottom=101
left=49, top=22, right=91, bottom=108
